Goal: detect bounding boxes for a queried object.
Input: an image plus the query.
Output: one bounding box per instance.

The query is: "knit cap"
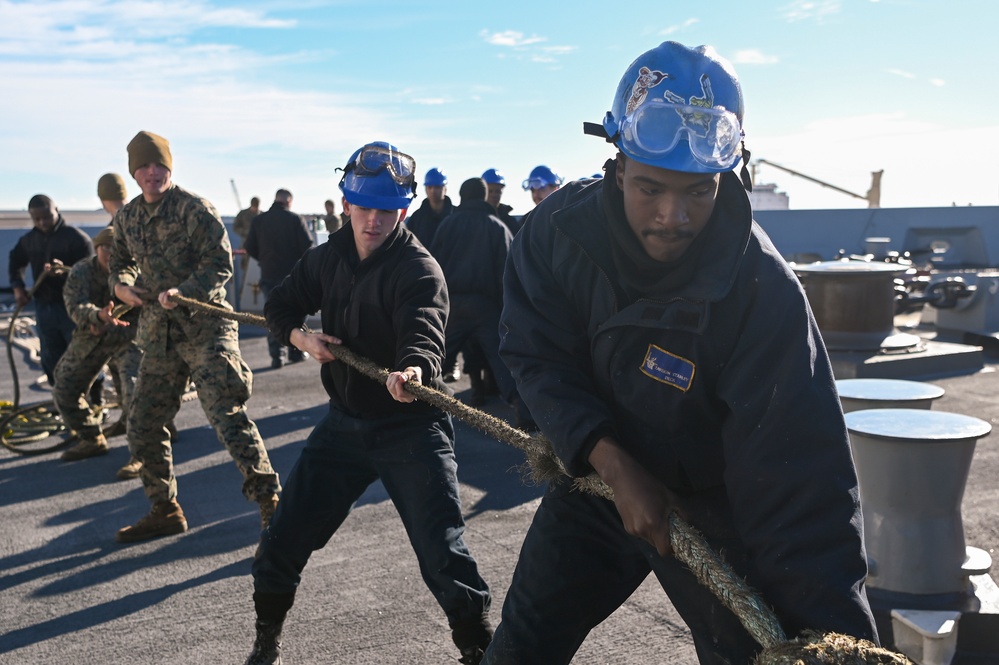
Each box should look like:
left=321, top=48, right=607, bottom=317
left=97, top=173, right=127, bottom=201
left=127, top=131, right=172, bottom=175
left=93, top=226, right=115, bottom=248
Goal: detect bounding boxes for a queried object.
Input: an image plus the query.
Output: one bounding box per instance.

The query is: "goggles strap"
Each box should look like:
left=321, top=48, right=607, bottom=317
left=583, top=121, right=617, bottom=144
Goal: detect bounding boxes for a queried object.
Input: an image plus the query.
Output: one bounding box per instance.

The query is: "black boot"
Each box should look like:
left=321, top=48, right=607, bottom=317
left=245, top=619, right=283, bottom=665
left=246, top=591, right=294, bottom=665
left=453, top=616, right=493, bottom=665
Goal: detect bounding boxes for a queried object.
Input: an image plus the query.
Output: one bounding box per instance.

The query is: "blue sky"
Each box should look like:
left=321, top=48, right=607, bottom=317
left=0, top=0, right=996, bottom=216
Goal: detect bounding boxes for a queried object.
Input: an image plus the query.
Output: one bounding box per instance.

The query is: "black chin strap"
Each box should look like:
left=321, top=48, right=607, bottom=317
left=739, top=144, right=753, bottom=193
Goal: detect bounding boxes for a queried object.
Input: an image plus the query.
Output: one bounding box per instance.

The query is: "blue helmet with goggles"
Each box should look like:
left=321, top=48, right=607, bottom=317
left=584, top=41, right=745, bottom=174
left=424, top=167, right=447, bottom=187
left=522, top=165, right=563, bottom=191
left=481, top=168, right=505, bottom=186
left=338, top=141, right=417, bottom=210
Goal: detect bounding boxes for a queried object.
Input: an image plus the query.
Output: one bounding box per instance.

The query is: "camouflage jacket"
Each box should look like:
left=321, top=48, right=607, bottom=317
left=109, top=185, right=235, bottom=353
left=232, top=207, right=258, bottom=242
left=63, top=255, right=137, bottom=350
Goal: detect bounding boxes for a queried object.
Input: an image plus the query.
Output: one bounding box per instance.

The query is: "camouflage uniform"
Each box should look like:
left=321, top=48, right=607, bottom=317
left=109, top=185, right=280, bottom=504
left=53, top=255, right=141, bottom=439
left=232, top=206, right=258, bottom=243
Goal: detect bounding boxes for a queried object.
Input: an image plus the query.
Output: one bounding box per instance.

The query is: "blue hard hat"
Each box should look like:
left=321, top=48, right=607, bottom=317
left=594, top=41, right=745, bottom=173
left=339, top=141, right=417, bottom=210
left=424, top=167, right=447, bottom=187
left=522, top=165, right=563, bottom=191
left=481, top=168, right=505, bottom=185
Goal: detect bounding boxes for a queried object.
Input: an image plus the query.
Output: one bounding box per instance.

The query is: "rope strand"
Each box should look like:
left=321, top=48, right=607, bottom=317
left=167, top=292, right=909, bottom=663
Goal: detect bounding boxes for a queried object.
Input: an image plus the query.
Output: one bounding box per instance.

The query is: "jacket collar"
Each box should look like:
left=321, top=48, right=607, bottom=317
left=550, top=169, right=753, bottom=303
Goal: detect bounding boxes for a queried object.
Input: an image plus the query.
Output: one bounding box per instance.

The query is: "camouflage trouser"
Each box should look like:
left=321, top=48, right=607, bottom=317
left=53, top=334, right=141, bottom=439
left=127, top=322, right=281, bottom=504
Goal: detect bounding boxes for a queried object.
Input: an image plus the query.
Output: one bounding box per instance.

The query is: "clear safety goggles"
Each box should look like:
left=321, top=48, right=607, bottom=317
left=522, top=177, right=555, bottom=191
left=350, top=144, right=417, bottom=186
left=617, top=101, right=743, bottom=169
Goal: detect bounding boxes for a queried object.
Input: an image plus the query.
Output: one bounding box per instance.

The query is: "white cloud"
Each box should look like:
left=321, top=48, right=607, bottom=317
left=0, top=0, right=294, bottom=49
left=480, top=29, right=574, bottom=66
left=0, top=1, right=407, bottom=212
left=782, top=1, right=842, bottom=22
left=659, top=18, right=700, bottom=35
left=887, top=69, right=948, bottom=87
left=733, top=49, right=779, bottom=65
left=480, top=30, right=546, bottom=48
left=542, top=45, right=577, bottom=56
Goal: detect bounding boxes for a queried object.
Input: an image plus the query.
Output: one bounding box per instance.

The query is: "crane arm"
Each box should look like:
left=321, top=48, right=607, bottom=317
left=230, top=179, right=242, bottom=211
left=755, top=159, right=867, bottom=201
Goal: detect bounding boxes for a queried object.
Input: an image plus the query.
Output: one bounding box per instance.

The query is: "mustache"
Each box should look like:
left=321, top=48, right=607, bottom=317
left=642, top=229, right=694, bottom=241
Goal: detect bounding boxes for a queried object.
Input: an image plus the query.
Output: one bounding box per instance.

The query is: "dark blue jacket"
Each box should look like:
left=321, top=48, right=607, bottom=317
left=430, top=199, right=512, bottom=306
left=499, top=165, right=876, bottom=640
left=8, top=216, right=94, bottom=304
left=244, top=203, right=313, bottom=282
left=405, top=196, right=453, bottom=251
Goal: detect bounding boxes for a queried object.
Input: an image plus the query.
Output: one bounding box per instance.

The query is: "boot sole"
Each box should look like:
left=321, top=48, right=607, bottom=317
left=115, top=520, right=188, bottom=543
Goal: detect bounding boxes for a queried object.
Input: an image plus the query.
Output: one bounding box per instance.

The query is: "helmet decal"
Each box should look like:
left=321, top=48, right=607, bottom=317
left=626, top=67, right=672, bottom=115
left=663, top=73, right=716, bottom=137
left=591, top=42, right=745, bottom=173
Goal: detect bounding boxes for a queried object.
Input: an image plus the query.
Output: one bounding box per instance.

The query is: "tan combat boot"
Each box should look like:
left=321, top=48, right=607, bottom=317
left=61, top=433, right=109, bottom=461
left=115, top=457, right=143, bottom=480
left=258, top=494, right=280, bottom=530
left=116, top=499, right=188, bottom=543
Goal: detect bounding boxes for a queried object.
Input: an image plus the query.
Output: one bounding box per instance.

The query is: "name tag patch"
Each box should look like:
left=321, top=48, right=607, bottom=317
left=640, top=344, right=695, bottom=392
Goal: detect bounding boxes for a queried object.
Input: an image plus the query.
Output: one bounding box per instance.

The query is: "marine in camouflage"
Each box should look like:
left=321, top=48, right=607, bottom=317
left=53, top=255, right=141, bottom=439
left=109, top=184, right=280, bottom=504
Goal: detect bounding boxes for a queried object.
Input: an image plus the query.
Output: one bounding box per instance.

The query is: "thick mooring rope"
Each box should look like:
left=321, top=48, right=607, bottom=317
left=170, top=293, right=911, bottom=664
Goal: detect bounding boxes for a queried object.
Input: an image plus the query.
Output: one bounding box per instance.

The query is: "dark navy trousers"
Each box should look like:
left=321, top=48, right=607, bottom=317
left=252, top=403, right=491, bottom=626
left=482, top=478, right=762, bottom=665
left=35, top=298, right=76, bottom=385
left=258, top=279, right=302, bottom=363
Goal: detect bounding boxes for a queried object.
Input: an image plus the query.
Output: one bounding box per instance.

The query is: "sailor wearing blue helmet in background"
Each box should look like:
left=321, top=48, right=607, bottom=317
left=482, top=168, right=520, bottom=235
left=405, top=166, right=453, bottom=249
left=245, top=142, right=493, bottom=665
left=521, top=164, right=563, bottom=207
left=484, top=42, right=877, bottom=664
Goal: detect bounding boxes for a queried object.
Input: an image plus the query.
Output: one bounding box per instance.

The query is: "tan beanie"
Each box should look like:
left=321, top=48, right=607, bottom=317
left=127, top=131, right=173, bottom=175
left=93, top=226, right=115, bottom=248
left=97, top=173, right=127, bottom=202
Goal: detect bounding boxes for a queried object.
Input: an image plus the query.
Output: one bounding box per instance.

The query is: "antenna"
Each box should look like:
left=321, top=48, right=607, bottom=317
left=230, top=179, right=242, bottom=211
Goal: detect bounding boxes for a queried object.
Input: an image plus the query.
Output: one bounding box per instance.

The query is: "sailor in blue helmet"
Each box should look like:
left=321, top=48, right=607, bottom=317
left=245, top=141, right=493, bottom=665
left=521, top=165, right=563, bottom=206
left=484, top=42, right=877, bottom=664
left=405, top=166, right=454, bottom=249
left=481, top=168, right=520, bottom=235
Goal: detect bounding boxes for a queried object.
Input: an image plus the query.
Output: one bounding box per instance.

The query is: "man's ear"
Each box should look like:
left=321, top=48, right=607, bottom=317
left=341, top=198, right=351, bottom=216
left=615, top=153, right=626, bottom=191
